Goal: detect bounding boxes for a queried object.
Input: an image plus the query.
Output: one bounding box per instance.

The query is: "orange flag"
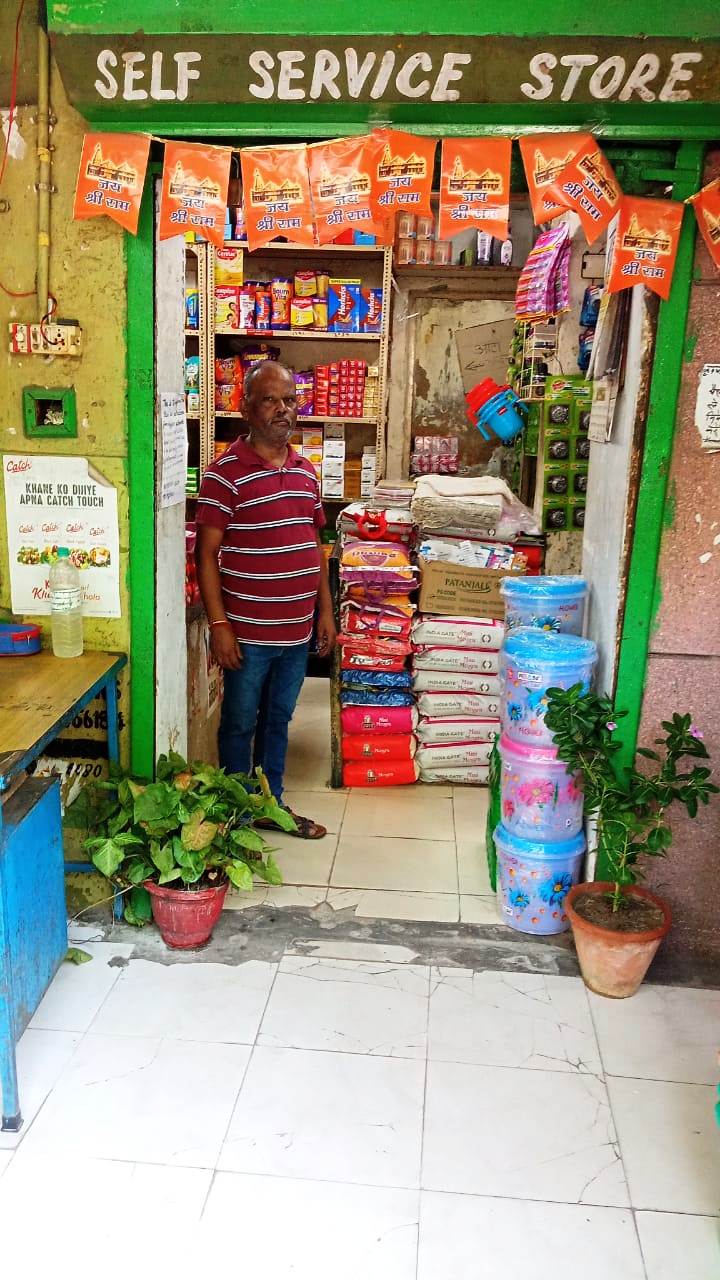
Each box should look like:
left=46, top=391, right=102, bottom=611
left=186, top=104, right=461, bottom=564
left=308, top=136, right=380, bottom=245
left=607, top=196, right=684, bottom=301
left=545, top=138, right=621, bottom=243
left=240, top=143, right=315, bottom=252
left=73, top=132, right=150, bottom=234
left=368, top=129, right=437, bottom=226
left=158, top=141, right=231, bottom=249
left=438, top=138, right=511, bottom=241
left=519, top=132, right=592, bottom=225
left=688, top=178, right=720, bottom=271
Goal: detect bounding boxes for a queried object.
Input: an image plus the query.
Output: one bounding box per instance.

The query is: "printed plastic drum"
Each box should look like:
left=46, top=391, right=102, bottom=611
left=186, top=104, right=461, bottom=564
left=499, top=733, right=583, bottom=839
left=494, top=823, right=586, bottom=935
left=500, top=575, right=588, bottom=635
left=500, top=629, right=597, bottom=748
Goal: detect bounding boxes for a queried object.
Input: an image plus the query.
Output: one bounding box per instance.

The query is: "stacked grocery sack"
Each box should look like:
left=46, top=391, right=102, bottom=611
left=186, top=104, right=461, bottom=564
left=337, top=500, right=419, bottom=786
left=492, top=577, right=597, bottom=936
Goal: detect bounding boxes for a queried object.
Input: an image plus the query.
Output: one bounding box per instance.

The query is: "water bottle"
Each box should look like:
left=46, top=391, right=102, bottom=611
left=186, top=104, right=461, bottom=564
left=49, top=548, right=83, bottom=658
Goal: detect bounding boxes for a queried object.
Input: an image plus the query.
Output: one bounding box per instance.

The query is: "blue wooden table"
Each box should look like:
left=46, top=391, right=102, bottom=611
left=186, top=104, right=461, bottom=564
left=0, top=650, right=126, bottom=1131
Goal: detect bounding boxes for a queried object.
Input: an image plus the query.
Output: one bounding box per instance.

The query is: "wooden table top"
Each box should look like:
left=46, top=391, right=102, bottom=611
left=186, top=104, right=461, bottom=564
left=0, top=650, right=125, bottom=756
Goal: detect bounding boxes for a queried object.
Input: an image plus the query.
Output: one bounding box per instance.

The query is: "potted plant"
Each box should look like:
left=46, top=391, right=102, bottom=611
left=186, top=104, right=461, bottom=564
left=82, top=752, right=296, bottom=948
left=544, top=685, right=717, bottom=998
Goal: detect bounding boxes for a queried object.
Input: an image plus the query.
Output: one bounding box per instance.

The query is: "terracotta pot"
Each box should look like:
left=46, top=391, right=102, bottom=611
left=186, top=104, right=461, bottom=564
left=565, top=881, right=672, bottom=999
left=144, top=881, right=228, bottom=949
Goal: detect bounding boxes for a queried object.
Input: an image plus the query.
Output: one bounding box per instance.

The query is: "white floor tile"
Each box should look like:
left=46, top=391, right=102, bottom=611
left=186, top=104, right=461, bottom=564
left=452, top=786, right=489, bottom=842
left=423, top=1060, right=628, bottom=1205
left=218, top=1045, right=425, bottom=1187
left=90, top=959, right=276, bottom=1043
left=29, top=940, right=135, bottom=1034
left=18, top=1034, right=250, bottom=1168
left=0, top=1152, right=13, bottom=1178
left=225, top=884, right=327, bottom=911
left=289, top=940, right=421, bottom=965
left=262, top=828, right=338, bottom=885
left=636, top=1211, right=720, bottom=1279
left=327, top=888, right=460, bottom=923
left=258, top=957, right=429, bottom=1058
left=203, top=1173, right=419, bottom=1279
left=342, top=789, right=454, bottom=841
left=283, top=789, right=348, bottom=834
left=418, top=1191, right=645, bottom=1280
left=0, top=1030, right=81, bottom=1150
left=456, top=839, right=492, bottom=895
left=608, top=1076, right=720, bottom=1214
left=459, top=894, right=501, bottom=924
left=331, top=834, right=458, bottom=893
left=428, top=969, right=602, bottom=1074
left=590, top=985, right=720, bottom=1085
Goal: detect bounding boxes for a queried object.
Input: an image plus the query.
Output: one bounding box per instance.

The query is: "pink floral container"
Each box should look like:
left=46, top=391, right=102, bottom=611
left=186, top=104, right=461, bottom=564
left=499, top=732, right=584, bottom=840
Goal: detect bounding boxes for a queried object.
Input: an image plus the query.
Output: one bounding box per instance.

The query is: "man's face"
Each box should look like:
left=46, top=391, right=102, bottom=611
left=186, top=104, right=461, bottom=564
left=243, top=364, right=297, bottom=448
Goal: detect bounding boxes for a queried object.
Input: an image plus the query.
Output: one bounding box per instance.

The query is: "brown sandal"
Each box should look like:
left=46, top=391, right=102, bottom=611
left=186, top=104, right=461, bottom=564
left=257, top=808, right=327, bottom=840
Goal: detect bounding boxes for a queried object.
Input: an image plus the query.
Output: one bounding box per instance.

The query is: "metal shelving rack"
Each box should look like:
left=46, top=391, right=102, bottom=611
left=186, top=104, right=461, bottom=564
left=183, top=241, right=211, bottom=501
left=206, top=241, right=393, bottom=495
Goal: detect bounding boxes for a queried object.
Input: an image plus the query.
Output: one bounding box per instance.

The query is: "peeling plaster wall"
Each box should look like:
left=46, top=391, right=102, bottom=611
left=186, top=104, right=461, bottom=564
left=640, top=149, right=720, bottom=963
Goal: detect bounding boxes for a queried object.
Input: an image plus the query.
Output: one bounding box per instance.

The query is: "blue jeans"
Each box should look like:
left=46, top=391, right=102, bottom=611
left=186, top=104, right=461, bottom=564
left=218, top=642, right=310, bottom=803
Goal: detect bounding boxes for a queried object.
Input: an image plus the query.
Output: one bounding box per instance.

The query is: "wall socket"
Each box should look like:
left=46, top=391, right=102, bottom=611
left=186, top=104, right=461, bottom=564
left=9, top=321, right=83, bottom=357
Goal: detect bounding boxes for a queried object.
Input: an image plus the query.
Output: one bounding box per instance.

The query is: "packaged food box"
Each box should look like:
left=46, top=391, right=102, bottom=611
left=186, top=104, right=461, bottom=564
left=323, top=438, right=346, bottom=459
left=328, top=279, right=361, bottom=332
left=215, top=286, right=240, bottom=329
left=302, top=428, right=324, bottom=448
left=215, top=383, right=242, bottom=412
left=215, top=246, right=244, bottom=285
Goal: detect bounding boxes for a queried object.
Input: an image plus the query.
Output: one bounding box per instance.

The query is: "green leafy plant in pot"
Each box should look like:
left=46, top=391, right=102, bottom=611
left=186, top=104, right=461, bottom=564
left=82, top=752, right=296, bottom=948
left=544, top=685, right=717, bottom=998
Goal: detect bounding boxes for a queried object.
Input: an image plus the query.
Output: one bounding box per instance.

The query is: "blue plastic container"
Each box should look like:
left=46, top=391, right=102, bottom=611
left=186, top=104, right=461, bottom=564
left=475, top=389, right=526, bottom=444
left=500, top=628, right=597, bottom=748
left=494, top=823, right=586, bottom=935
left=0, top=622, right=41, bottom=656
left=500, top=575, right=588, bottom=636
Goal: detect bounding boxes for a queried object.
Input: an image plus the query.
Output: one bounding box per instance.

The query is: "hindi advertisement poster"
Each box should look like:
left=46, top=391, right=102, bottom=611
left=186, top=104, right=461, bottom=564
left=3, top=454, right=121, bottom=617
left=606, top=196, right=683, bottom=301
left=438, top=138, right=511, bottom=241
left=240, top=143, right=315, bottom=252
left=72, top=131, right=150, bottom=234
left=688, top=178, right=720, bottom=272
left=158, top=140, right=232, bottom=249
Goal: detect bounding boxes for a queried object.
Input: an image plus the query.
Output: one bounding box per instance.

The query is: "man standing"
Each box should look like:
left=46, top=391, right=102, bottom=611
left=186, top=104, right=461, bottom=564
left=195, top=360, right=335, bottom=839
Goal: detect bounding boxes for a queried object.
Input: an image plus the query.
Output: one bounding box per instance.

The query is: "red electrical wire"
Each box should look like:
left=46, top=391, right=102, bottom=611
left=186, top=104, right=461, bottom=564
left=1, top=0, right=36, bottom=299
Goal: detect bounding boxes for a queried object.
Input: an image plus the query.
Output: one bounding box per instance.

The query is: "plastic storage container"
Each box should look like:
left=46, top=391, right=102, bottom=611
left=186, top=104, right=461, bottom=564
left=0, top=622, right=41, bottom=655
left=500, top=628, right=597, bottom=747
left=500, top=575, right=588, bottom=635
left=494, top=823, right=586, bottom=935
left=499, top=733, right=583, bottom=839
left=49, top=548, right=83, bottom=658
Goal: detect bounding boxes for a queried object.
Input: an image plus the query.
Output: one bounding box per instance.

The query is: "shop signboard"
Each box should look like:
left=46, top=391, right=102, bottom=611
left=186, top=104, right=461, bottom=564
left=49, top=34, right=720, bottom=112
left=2, top=454, right=121, bottom=618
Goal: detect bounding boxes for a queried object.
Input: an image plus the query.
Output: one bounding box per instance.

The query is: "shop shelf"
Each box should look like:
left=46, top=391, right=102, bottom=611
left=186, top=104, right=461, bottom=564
left=224, top=242, right=386, bottom=256
left=214, top=327, right=381, bottom=340
left=215, top=411, right=378, bottom=424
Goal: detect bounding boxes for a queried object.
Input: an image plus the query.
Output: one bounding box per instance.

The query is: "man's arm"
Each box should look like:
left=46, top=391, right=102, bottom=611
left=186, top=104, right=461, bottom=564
left=196, top=524, right=242, bottom=669
left=315, top=533, right=336, bottom=658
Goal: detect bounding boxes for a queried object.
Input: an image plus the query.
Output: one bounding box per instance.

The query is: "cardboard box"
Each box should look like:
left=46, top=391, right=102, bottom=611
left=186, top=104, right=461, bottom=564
left=321, top=459, right=345, bottom=480
left=323, top=438, right=346, bottom=459
left=322, top=476, right=345, bottom=498
left=418, top=558, right=523, bottom=621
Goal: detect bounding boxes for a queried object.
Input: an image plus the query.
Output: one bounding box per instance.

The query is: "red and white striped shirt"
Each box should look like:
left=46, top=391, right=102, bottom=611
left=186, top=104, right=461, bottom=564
left=196, top=436, right=325, bottom=645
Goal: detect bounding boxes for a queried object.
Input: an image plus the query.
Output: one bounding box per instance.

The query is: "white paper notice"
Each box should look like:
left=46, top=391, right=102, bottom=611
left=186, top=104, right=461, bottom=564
left=3, top=453, right=120, bottom=617
left=694, top=364, right=720, bottom=453
left=159, top=392, right=188, bottom=509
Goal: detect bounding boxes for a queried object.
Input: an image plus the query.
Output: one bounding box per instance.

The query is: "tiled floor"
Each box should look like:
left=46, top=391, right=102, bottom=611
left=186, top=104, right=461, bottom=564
left=225, top=677, right=495, bottom=925
left=1, top=942, right=718, bottom=1276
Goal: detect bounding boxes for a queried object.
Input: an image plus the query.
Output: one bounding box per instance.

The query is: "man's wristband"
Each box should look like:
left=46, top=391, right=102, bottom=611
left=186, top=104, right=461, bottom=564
left=210, top=619, right=232, bottom=628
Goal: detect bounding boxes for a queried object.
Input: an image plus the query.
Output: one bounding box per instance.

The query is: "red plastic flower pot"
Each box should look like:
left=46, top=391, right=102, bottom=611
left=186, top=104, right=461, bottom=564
left=565, top=881, right=672, bottom=999
left=144, top=881, right=228, bottom=949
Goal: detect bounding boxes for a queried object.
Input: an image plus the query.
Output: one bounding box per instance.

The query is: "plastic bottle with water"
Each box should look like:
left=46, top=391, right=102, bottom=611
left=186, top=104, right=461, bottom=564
left=49, top=548, right=83, bottom=658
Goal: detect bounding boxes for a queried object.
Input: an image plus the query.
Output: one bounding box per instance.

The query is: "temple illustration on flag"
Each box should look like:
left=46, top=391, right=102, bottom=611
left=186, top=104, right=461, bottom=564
left=250, top=169, right=303, bottom=205
left=577, top=150, right=619, bottom=203
left=621, top=213, right=673, bottom=254
left=316, top=164, right=371, bottom=201
left=532, top=147, right=576, bottom=187
left=447, top=156, right=503, bottom=195
left=701, top=206, right=720, bottom=245
left=168, top=162, right=222, bottom=203
left=85, top=143, right=137, bottom=189
left=377, top=144, right=426, bottom=179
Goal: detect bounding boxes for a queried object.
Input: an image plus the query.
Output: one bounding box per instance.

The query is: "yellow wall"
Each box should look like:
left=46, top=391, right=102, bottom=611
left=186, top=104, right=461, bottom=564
left=0, top=64, right=129, bottom=658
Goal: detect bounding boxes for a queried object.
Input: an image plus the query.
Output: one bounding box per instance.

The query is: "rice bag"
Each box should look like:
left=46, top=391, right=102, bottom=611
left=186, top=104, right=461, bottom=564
left=419, top=764, right=490, bottom=785
left=412, top=670, right=501, bottom=696
left=343, top=759, right=419, bottom=787
left=342, top=733, right=417, bottom=762
left=342, top=602, right=413, bottom=641
left=412, top=648, right=500, bottom=675
left=340, top=689, right=416, bottom=707
left=416, top=691, right=501, bottom=718
left=411, top=615, right=503, bottom=651
left=341, top=706, right=418, bottom=735
left=341, top=669, right=413, bottom=689
left=417, top=717, right=501, bottom=745
left=416, top=741, right=495, bottom=770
